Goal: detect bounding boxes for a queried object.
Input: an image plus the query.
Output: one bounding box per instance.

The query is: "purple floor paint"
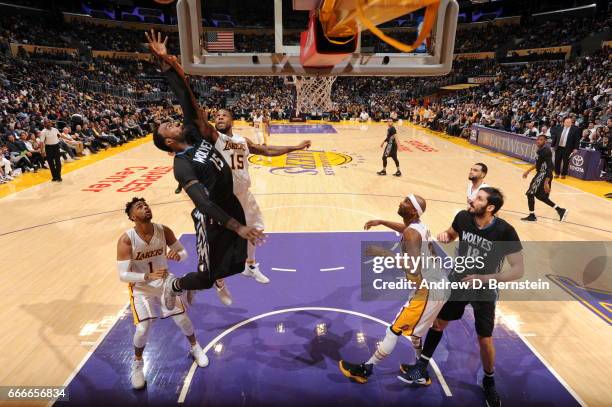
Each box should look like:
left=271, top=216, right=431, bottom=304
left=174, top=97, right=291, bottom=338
left=270, top=124, right=337, bottom=134
left=57, top=232, right=580, bottom=407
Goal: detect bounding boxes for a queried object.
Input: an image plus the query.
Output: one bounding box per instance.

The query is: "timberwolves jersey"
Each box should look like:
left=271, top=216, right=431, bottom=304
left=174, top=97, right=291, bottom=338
left=215, top=132, right=251, bottom=194
left=126, top=223, right=167, bottom=293
left=173, top=138, right=234, bottom=204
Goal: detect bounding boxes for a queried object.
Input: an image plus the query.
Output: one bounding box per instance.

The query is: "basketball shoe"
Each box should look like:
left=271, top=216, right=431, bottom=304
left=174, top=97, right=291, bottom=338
left=556, top=207, right=568, bottom=221
left=242, top=263, right=270, bottom=284
left=190, top=343, right=209, bottom=368
left=162, top=276, right=178, bottom=309
left=483, top=382, right=501, bottom=407
left=397, top=361, right=431, bottom=386
left=338, top=360, right=373, bottom=384
left=215, top=280, right=232, bottom=306
left=131, top=359, right=146, bottom=390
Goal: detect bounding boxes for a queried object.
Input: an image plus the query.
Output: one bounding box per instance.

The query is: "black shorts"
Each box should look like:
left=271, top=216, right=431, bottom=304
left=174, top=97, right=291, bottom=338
left=191, top=196, right=247, bottom=289
left=437, top=297, right=496, bottom=337
left=383, top=144, right=398, bottom=158
left=526, top=171, right=550, bottom=199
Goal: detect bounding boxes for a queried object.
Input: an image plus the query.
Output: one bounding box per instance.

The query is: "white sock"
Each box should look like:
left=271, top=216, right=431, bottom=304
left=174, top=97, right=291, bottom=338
left=366, top=327, right=399, bottom=365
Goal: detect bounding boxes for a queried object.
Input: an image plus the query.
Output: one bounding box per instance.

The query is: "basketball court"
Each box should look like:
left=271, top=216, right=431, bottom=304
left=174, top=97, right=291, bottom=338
left=1, top=121, right=610, bottom=406
left=0, top=0, right=610, bottom=405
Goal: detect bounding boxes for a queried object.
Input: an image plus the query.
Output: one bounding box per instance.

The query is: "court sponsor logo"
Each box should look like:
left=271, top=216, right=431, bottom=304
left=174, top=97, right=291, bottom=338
left=569, top=154, right=585, bottom=173
left=249, top=150, right=364, bottom=176
left=399, top=140, right=438, bottom=152
left=82, top=166, right=172, bottom=193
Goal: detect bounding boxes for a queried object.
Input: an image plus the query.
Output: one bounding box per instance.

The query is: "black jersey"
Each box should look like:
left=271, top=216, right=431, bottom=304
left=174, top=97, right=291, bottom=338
left=450, top=210, right=522, bottom=281
left=385, top=126, right=397, bottom=147
left=173, top=135, right=234, bottom=205
left=535, top=146, right=553, bottom=177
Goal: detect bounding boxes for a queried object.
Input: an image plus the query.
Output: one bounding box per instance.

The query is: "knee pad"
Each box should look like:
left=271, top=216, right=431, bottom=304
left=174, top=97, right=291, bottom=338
left=172, top=313, right=194, bottom=337
left=133, top=319, right=153, bottom=348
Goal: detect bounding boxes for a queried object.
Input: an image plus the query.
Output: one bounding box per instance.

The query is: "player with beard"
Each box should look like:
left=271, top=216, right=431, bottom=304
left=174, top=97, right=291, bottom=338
left=145, top=30, right=264, bottom=308
left=211, top=109, right=311, bottom=303
left=467, top=163, right=489, bottom=206
left=338, top=194, right=448, bottom=383
left=400, top=187, right=524, bottom=407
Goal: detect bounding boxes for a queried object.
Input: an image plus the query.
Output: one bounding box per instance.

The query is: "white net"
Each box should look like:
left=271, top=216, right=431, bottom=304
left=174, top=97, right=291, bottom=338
left=292, top=75, right=337, bottom=115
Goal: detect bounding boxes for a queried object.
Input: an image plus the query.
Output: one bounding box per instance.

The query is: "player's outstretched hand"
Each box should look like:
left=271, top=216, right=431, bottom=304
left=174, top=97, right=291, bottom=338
left=364, top=220, right=382, bottom=230
left=166, top=249, right=181, bottom=262
left=297, top=140, right=312, bottom=150
left=437, top=231, right=451, bottom=243
left=237, top=225, right=266, bottom=245
left=145, top=29, right=168, bottom=58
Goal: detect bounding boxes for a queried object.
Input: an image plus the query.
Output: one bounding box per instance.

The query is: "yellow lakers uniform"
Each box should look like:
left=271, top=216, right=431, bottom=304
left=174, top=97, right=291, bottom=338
left=126, top=223, right=185, bottom=323
left=390, top=221, right=448, bottom=342
left=215, top=132, right=265, bottom=231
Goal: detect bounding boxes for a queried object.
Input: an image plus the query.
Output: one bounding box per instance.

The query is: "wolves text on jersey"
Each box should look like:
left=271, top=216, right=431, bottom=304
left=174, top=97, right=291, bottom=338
left=193, top=142, right=225, bottom=171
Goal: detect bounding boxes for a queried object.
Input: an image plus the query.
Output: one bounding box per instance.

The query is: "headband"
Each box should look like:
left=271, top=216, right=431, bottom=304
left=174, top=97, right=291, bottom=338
left=407, top=194, right=423, bottom=216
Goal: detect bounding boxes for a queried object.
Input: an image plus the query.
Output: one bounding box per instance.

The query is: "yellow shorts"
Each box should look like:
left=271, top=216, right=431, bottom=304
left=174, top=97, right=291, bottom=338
left=390, top=284, right=446, bottom=339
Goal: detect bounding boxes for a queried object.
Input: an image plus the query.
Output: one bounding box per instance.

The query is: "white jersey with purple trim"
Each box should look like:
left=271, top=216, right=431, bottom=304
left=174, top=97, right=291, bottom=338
left=126, top=223, right=167, bottom=294
left=467, top=182, right=489, bottom=203
left=215, top=131, right=251, bottom=194
left=406, top=220, right=447, bottom=283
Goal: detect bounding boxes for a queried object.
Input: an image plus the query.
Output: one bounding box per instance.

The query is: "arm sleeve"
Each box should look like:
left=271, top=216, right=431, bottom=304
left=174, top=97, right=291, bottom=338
left=164, top=69, right=199, bottom=127
left=117, top=260, right=146, bottom=283
left=174, top=158, right=233, bottom=226
left=184, top=182, right=232, bottom=226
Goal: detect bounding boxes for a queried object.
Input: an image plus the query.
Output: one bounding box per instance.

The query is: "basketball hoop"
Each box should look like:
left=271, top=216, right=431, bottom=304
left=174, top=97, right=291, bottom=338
left=292, top=75, right=337, bottom=115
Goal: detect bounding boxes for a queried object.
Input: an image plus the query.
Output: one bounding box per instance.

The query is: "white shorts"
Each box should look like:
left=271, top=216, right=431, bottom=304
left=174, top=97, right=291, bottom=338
left=128, top=283, right=187, bottom=324
left=236, top=189, right=265, bottom=230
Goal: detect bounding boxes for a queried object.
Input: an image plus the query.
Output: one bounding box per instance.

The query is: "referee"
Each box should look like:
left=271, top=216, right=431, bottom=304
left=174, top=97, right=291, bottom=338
left=40, top=119, right=63, bottom=182
left=399, top=187, right=524, bottom=407
left=377, top=119, right=401, bottom=176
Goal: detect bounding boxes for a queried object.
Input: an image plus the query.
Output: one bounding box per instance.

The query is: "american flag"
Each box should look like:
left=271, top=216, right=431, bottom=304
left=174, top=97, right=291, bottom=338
left=204, top=31, right=235, bottom=52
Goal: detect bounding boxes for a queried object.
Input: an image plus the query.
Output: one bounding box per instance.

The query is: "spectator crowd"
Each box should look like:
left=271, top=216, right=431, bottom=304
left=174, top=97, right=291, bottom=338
left=1, top=8, right=610, bottom=184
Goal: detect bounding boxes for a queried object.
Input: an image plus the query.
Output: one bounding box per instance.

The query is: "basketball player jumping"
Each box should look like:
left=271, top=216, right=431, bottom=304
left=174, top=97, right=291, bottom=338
left=467, top=163, right=489, bottom=206
left=212, top=108, right=311, bottom=303
left=377, top=119, right=401, bottom=176
left=338, top=194, right=448, bottom=383
left=145, top=30, right=264, bottom=308
left=521, top=134, right=568, bottom=222
left=117, top=197, right=209, bottom=390
left=400, top=187, right=524, bottom=407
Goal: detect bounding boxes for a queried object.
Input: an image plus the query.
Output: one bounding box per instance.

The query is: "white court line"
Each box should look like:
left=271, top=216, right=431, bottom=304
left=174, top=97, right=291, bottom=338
left=271, top=267, right=297, bottom=272
left=261, top=205, right=381, bottom=220
left=47, top=306, right=128, bottom=407
left=177, top=307, right=452, bottom=403
left=497, top=308, right=587, bottom=406
left=320, top=267, right=345, bottom=272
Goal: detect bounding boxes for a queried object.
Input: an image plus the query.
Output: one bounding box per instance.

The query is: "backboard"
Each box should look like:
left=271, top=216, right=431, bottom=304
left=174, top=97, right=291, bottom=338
left=177, top=0, right=459, bottom=76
